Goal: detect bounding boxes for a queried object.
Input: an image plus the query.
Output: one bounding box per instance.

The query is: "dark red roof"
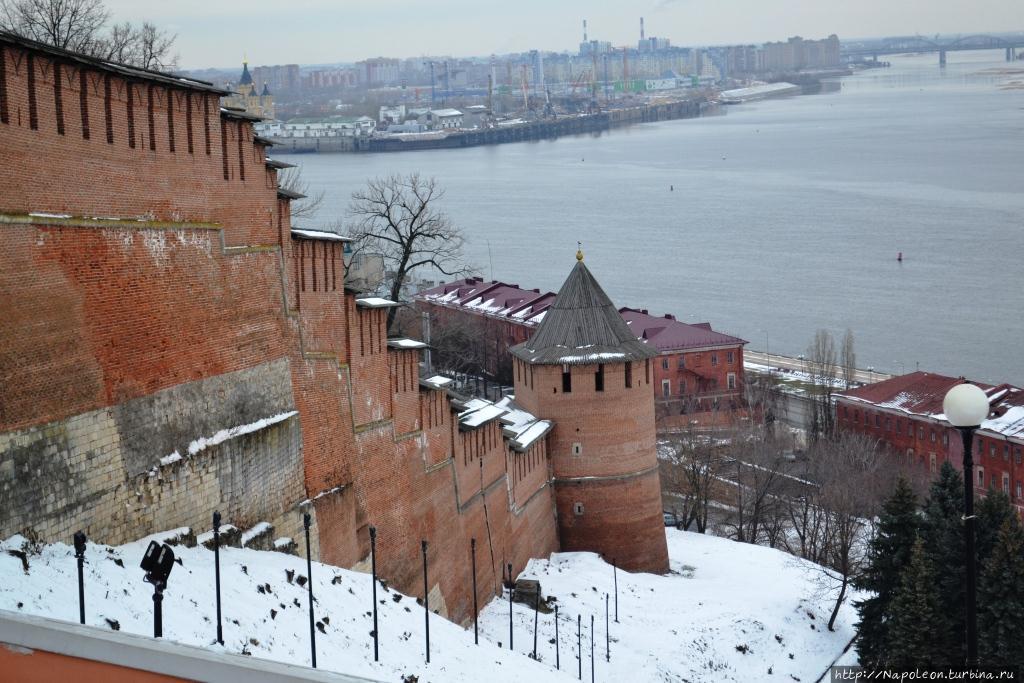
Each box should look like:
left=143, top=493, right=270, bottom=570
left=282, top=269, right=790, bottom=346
left=619, top=308, right=747, bottom=352
left=417, top=278, right=746, bottom=354
left=837, top=371, right=975, bottom=416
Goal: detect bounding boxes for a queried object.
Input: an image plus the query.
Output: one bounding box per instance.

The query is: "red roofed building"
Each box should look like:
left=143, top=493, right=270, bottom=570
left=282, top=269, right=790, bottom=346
left=416, top=278, right=748, bottom=421
left=836, top=372, right=1024, bottom=514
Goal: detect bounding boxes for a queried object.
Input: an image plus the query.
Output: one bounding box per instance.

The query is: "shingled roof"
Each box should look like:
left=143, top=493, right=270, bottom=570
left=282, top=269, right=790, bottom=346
left=510, top=258, right=657, bottom=366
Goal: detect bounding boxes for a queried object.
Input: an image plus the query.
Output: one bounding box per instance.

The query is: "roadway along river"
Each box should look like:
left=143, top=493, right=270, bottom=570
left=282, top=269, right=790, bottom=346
left=285, top=50, right=1024, bottom=386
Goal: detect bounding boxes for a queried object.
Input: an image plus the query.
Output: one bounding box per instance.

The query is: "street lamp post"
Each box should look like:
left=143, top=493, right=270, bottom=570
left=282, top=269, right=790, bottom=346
left=943, top=382, right=990, bottom=669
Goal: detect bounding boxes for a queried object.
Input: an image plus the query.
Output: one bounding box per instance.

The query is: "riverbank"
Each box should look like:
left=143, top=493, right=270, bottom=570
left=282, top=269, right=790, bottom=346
left=270, top=97, right=707, bottom=154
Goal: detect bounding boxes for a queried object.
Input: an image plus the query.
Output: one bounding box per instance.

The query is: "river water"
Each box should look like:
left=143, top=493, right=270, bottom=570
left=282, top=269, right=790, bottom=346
left=287, top=50, right=1024, bottom=385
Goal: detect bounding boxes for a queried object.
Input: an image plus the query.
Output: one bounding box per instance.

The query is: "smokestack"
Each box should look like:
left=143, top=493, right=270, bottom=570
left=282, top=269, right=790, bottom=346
left=640, top=17, right=645, bottom=41
left=583, top=19, right=588, bottom=43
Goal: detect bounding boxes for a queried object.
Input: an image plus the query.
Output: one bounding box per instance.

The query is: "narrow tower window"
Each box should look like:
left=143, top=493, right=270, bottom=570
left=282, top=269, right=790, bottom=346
left=625, top=362, right=632, bottom=388
left=595, top=364, right=604, bottom=392
left=561, top=364, right=572, bottom=393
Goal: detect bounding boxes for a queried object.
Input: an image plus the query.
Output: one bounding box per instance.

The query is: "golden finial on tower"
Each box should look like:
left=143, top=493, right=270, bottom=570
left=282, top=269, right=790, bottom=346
left=576, top=241, right=584, bottom=262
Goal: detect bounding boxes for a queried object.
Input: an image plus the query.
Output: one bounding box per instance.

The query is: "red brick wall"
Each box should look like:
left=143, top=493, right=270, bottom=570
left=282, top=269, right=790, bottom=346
left=836, top=398, right=1024, bottom=515
left=652, top=345, right=745, bottom=405
left=0, top=38, right=563, bottom=626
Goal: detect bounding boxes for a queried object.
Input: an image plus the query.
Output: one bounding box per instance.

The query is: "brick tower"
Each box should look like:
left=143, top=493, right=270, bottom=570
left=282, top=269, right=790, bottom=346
left=511, top=252, right=670, bottom=573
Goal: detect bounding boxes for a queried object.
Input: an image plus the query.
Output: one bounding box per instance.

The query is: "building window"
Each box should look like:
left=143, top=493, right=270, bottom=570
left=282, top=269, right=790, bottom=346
left=918, top=427, right=925, bottom=439
left=572, top=442, right=582, bottom=457
left=1016, top=448, right=1022, bottom=465
left=662, top=380, right=671, bottom=398
left=896, top=419, right=903, bottom=434
left=943, top=433, right=949, bottom=447
left=990, top=443, right=997, bottom=458
left=680, top=380, right=687, bottom=395
left=1003, top=473, right=1010, bottom=493
left=1017, top=481, right=1022, bottom=499
left=1004, top=444, right=1010, bottom=461
left=595, top=364, right=604, bottom=392
left=625, top=362, right=633, bottom=389
left=562, top=365, right=572, bottom=393
left=842, top=406, right=848, bottom=419
left=875, top=414, right=881, bottom=428
left=886, top=417, right=892, bottom=432
left=727, top=351, right=734, bottom=364
left=930, top=430, right=936, bottom=443
left=977, top=467, right=984, bottom=487
left=907, top=448, right=914, bottom=460
left=678, top=356, right=685, bottom=369
left=711, top=353, right=718, bottom=366
left=929, top=453, right=937, bottom=473
left=662, top=358, right=669, bottom=370
left=727, top=373, right=736, bottom=390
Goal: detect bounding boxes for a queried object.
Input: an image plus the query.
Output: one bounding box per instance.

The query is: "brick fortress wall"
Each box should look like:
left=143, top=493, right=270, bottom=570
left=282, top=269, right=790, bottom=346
left=0, top=36, right=557, bottom=624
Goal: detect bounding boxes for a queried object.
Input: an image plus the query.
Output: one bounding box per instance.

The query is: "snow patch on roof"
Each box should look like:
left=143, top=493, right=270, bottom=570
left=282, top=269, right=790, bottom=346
left=356, top=297, right=400, bottom=308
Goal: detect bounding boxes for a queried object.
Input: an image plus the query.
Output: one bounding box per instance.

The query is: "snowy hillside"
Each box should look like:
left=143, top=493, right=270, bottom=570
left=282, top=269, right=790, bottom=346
left=480, top=528, right=858, bottom=682
left=0, top=528, right=857, bottom=682
left=0, top=529, right=568, bottom=683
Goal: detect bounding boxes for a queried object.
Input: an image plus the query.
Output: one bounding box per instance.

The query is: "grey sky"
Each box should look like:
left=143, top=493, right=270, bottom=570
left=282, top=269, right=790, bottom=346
left=105, top=0, right=1021, bottom=70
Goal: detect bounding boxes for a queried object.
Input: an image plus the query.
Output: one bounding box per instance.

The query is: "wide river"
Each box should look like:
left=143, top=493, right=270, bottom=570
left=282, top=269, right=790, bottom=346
left=286, top=50, right=1024, bottom=385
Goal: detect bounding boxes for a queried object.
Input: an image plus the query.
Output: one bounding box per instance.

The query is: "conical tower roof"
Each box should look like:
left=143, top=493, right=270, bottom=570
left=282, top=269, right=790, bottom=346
left=511, top=255, right=656, bottom=365
left=239, top=61, right=253, bottom=85
left=261, top=82, right=271, bottom=96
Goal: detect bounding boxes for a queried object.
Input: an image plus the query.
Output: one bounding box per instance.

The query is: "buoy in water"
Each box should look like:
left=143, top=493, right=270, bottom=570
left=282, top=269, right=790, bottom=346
left=670, top=185, right=674, bottom=191
left=897, top=252, right=903, bottom=262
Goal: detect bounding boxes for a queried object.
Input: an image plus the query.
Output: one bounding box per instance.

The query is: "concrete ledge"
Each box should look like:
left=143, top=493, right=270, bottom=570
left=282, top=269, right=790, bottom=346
left=0, top=609, right=382, bottom=682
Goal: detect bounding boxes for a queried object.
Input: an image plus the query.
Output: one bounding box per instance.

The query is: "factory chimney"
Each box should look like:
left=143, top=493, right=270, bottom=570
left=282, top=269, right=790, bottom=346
left=640, top=17, right=645, bottom=41
left=583, top=19, right=588, bottom=43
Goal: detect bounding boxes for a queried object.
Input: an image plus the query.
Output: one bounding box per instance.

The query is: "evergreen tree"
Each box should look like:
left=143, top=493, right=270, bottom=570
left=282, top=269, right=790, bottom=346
left=977, top=490, right=1015, bottom=563
left=854, top=477, right=920, bottom=667
left=920, top=461, right=965, bottom=666
left=978, top=516, right=1024, bottom=668
left=886, top=538, right=944, bottom=669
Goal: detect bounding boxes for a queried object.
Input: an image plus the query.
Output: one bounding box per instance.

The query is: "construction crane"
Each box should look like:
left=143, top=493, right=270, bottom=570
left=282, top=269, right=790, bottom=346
left=520, top=64, right=529, bottom=112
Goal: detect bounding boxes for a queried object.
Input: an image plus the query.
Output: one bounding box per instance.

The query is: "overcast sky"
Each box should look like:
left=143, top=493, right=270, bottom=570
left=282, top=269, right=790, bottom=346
left=104, top=0, right=1021, bottom=70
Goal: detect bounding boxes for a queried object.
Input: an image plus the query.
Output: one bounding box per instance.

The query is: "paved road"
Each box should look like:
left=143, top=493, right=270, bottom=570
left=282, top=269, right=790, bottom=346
left=744, top=350, right=893, bottom=386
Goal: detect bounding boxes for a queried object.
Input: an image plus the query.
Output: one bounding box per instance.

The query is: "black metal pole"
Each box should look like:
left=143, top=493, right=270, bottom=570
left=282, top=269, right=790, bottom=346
left=471, top=538, right=478, bottom=645
left=153, top=583, right=163, bottom=638
left=213, top=511, right=223, bottom=645
left=532, top=590, right=539, bottom=660
left=73, top=531, right=86, bottom=625
left=613, top=559, right=618, bottom=623
left=422, top=540, right=430, bottom=664
left=605, top=593, right=610, bottom=662
left=590, top=614, right=595, bottom=683
left=577, top=614, right=582, bottom=680
left=960, top=427, right=978, bottom=667
left=304, top=513, right=316, bottom=669
left=507, top=562, right=514, bottom=651
left=370, top=526, right=378, bottom=662
left=554, top=604, right=560, bottom=670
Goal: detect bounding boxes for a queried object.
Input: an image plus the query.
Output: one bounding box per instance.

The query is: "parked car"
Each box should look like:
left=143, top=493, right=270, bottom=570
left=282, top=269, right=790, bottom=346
left=663, top=510, right=682, bottom=528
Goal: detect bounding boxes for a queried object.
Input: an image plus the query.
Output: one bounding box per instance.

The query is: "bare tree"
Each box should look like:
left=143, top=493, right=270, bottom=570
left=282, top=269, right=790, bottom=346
left=805, top=329, right=839, bottom=442
left=744, top=369, right=787, bottom=435
left=840, top=328, right=857, bottom=389
left=801, top=432, right=894, bottom=631
left=722, top=427, right=802, bottom=545
left=659, top=427, right=722, bottom=534
left=278, top=166, right=324, bottom=222
left=1, top=0, right=176, bottom=69
left=347, top=174, right=475, bottom=330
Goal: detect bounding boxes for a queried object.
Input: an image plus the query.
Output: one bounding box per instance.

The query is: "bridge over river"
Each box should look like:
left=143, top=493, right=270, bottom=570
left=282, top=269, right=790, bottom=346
left=842, top=34, right=1024, bottom=65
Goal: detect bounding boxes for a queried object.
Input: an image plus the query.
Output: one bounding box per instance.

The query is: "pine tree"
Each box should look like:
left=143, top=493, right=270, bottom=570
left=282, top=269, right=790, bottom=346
left=886, top=538, right=944, bottom=669
left=977, top=490, right=1015, bottom=563
left=920, top=461, right=965, bottom=666
left=979, top=516, right=1024, bottom=668
left=853, top=477, right=920, bottom=667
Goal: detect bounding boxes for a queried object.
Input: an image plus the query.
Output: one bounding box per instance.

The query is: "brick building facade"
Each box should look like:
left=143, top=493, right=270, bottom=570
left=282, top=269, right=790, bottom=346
left=0, top=32, right=668, bottom=626
left=836, top=372, right=1024, bottom=515
left=416, top=278, right=747, bottom=423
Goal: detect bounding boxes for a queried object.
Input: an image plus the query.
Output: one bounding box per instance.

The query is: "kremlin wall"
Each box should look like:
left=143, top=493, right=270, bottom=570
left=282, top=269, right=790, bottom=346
left=0, top=31, right=668, bottom=623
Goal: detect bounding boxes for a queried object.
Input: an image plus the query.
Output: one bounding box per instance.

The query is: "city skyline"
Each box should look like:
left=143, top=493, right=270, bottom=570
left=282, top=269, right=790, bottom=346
left=103, top=0, right=1022, bottom=69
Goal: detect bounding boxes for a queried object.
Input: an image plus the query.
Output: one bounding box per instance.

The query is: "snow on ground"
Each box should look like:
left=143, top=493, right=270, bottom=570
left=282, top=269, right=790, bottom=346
left=0, top=530, right=569, bottom=683
left=0, top=528, right=857, bottom=682
left=480, top=528, right=858, bottom=682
